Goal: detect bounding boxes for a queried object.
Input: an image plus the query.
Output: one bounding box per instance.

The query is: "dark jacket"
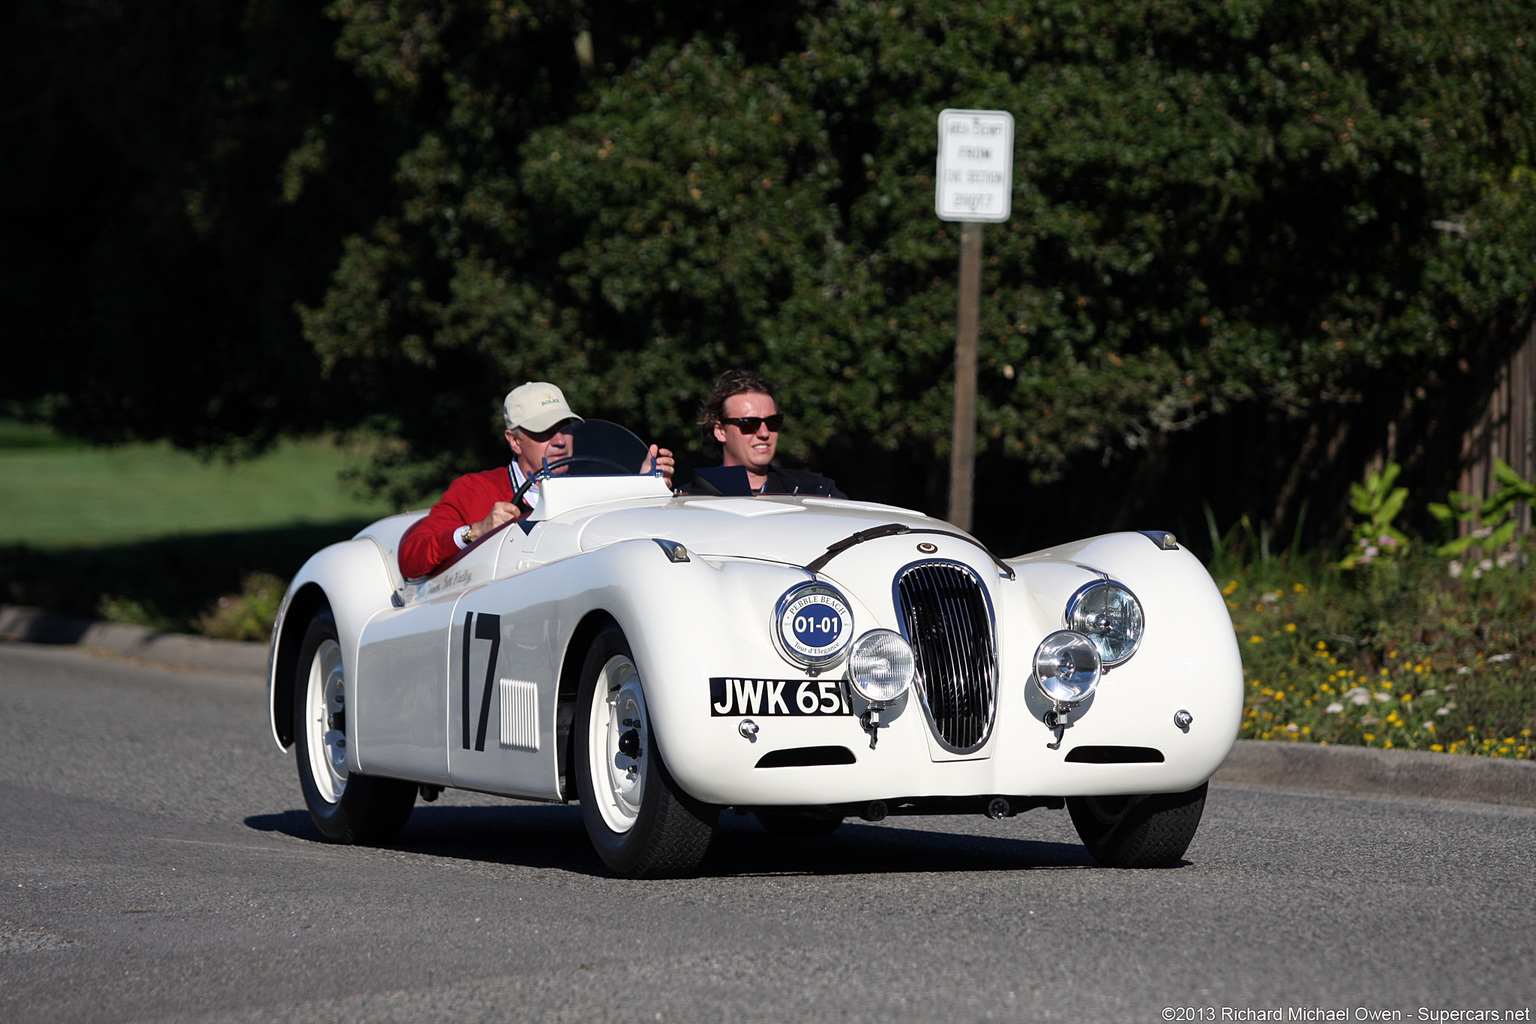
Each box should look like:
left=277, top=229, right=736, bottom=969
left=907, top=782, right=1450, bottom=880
left=760, top=466, right=845, bottom=498
left=687, top=464, right=846, bottom=499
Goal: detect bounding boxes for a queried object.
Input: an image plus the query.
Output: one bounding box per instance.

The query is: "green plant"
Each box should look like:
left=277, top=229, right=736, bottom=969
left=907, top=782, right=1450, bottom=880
left=95, top=594, right=178, bottom=634
left=1338, top=461, right=1410, bottom=569
left=1429, top=458, right=1535, bottom=571
left=1203, top=501, right=1311, bottom=578
left=192, top=572, right=286, bottom=642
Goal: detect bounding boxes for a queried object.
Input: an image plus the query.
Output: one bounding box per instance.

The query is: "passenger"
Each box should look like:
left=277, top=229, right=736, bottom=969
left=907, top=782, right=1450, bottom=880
left=398, top=382, right=674, bottom=579
left=693, top=369, right=845, bottom=497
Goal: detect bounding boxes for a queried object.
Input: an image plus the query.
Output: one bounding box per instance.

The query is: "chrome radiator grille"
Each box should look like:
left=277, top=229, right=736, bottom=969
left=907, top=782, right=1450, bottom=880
left=895, top=561, right=998, bottom=753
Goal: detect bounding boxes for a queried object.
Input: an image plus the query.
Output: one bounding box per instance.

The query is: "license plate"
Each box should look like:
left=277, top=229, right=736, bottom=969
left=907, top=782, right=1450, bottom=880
left=709, top=677, right=851, bottom=716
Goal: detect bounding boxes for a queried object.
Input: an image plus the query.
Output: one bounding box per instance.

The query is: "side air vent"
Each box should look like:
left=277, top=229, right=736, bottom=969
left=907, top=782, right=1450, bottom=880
left=755, top=746, right=858, bottom=769
left=895, top=561, right=998, bottom=754
left=1064, top=746, right=1165, bottom=764
left=498, top=679, right=540, bottom=751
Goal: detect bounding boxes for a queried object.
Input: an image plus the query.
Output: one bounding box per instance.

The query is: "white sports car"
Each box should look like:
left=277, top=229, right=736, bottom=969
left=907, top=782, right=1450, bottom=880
left=266, top=421, right=1243, bottom=877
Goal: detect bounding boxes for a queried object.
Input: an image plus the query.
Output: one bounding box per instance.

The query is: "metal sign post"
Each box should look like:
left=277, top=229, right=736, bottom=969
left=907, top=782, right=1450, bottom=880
left=936, top=109, right=1014, bottom=531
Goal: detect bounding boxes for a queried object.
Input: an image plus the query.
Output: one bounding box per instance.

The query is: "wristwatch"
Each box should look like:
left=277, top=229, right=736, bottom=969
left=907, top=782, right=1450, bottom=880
left=460, top=525, right=474, bottom=545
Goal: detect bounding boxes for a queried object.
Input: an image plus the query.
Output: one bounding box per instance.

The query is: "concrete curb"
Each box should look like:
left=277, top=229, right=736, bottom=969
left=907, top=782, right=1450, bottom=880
left=0, top=603, right=267, bottom=676
left=1215, top=738, right=1536, bottom=809
left=4, top=603, right=1534, bottom=808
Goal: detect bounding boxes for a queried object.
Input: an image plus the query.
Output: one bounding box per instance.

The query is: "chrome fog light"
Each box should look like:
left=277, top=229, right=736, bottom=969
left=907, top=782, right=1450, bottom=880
left=1033, top=630, right=1103, bottom=706
left=847, top=629, right=915, bottom=706
left=1065, top=580, right=1144, bottom=666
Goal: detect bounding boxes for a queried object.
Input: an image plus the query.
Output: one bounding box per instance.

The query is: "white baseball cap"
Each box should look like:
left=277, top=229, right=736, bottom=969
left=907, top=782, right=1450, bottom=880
left=503, top=382, right=583, bottom=433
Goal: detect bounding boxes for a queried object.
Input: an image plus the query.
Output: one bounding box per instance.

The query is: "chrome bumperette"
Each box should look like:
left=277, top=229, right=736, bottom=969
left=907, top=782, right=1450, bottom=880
left=893, top=560, right=998, bottom=754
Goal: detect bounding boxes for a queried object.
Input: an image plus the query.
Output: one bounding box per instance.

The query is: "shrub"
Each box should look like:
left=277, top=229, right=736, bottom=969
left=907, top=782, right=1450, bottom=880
left=1224, top=546, right=1535, bottom=758
left=192, top=572, right=286, bottom=642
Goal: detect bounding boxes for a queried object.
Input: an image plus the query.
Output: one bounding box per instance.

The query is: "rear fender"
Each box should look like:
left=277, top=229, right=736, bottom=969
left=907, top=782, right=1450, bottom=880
left=266, top=537, right=398, bottom=751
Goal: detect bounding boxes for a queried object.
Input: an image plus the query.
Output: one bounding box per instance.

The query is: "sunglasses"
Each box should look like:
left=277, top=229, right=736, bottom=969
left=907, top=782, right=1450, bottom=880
left=519, top=420, right=576, bottom=443
left=721, top=414, right=784, bottom=433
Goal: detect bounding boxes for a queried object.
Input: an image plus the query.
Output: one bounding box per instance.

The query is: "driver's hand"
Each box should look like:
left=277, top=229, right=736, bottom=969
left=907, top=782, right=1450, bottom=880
left=645, top=445, right=675, bottom=488
left=466, top=501, right=523, bottom=544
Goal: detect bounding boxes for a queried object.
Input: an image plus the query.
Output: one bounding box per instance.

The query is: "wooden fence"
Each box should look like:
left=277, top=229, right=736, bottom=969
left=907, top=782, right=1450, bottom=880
left=1459, top=319, right=1535, bottom=531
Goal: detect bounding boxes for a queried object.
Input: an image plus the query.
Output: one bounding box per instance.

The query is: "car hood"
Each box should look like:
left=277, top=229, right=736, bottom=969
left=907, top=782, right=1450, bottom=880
left=573, top=494, right=955, bottom=567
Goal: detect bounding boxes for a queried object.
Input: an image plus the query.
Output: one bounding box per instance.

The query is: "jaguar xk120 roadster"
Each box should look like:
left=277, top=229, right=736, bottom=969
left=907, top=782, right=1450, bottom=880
left=267, top=420, right=1242, bottom=877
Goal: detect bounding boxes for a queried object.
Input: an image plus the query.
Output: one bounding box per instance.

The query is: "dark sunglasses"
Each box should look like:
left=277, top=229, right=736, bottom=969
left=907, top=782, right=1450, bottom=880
left=721, top=414, right=784, bottom=433
left=518, top=419, right=576, bottom=443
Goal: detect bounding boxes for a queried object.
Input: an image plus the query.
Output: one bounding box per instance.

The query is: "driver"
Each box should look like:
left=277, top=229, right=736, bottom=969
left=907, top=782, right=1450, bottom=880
left=398, top=382, right=674, bottom=579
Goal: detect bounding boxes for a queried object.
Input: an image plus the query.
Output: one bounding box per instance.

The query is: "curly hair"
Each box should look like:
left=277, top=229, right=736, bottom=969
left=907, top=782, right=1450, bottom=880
left=696, top=369, right=778, bottom=457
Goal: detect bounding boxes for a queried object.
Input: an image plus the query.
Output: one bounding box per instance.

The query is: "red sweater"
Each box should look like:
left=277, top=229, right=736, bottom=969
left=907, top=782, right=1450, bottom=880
left=398, top=467, right=518, bottom=580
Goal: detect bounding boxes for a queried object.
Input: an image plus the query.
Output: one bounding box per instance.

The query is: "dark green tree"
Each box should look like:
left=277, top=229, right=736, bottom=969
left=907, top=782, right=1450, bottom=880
left=1, top=0, right=397, bottom=452
left=9, top=0, right=1533, bottom=549
left=303, top=0, right=1536, bottom=541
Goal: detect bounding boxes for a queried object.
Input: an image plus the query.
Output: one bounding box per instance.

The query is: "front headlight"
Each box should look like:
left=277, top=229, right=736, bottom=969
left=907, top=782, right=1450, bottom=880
left=1033, top=630, right=1103, bottom=706
left=847, top=629, right=914, bottom=706
left=1065, top=579, right=1144, bottom=667
left=773, top=581, right=854, bottom=671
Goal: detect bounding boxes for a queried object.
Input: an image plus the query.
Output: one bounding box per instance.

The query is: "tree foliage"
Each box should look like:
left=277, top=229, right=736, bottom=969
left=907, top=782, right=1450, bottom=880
left=1, top=0, right=395, bottom=452
left=8, top=0, right=1535, bottom=542
left=302, top=0, right=1536, bottom=516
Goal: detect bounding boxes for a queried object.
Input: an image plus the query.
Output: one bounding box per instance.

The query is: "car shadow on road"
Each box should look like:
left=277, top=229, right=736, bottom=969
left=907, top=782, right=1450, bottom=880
left=708, top=812, right=1099, bottom=876
left=245, top=802, right=1105, bottom=876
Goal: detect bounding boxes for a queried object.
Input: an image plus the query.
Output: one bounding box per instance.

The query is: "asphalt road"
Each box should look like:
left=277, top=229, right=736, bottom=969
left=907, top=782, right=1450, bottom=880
left=2, top=642, right=1533, bottom=1024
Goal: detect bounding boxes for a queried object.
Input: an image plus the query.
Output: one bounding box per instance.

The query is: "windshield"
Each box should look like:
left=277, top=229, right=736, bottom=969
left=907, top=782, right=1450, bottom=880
left=531, top=419, right=656, bottom=480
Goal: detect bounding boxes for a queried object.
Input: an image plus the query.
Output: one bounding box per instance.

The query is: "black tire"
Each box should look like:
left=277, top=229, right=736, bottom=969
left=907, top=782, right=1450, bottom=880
left=1067, top=782, right=1208, bottom=868
left=574, top=626, right=717, bottom=877
left=293, top=605, right=416, bottom=844
left=755, top=811, right=844, bottom=837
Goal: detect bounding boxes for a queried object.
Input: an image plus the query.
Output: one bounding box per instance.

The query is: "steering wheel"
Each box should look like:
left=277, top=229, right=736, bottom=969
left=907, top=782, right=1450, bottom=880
left=511, top=455, right=642, bottom=512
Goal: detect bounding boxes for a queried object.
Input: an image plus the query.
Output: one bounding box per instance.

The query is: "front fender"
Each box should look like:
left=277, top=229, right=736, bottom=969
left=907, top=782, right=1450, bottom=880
left=1003, top=532, right=1245, bottom=777
left=558, top=543, right=841, bottom=802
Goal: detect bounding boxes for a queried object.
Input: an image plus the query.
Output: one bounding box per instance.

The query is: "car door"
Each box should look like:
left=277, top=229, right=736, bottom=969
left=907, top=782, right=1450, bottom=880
left=445, top=572, right=566, bottom=800
left=437, top=517, right=567, bottom=800
left=353, top=520, right=538, bottom=787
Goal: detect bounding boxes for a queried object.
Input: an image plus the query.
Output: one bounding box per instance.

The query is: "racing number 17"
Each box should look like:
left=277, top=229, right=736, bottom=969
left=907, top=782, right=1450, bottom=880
left=460, top=612, right=500, bottom=751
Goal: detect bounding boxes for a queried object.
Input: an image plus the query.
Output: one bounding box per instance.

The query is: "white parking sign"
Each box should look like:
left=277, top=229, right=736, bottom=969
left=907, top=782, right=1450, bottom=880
left=935, top=109, right=1014, bottom=222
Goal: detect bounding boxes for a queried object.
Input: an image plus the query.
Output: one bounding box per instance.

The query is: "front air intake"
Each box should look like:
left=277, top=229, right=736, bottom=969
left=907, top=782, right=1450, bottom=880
left=895, top=561, right=998, bottom=754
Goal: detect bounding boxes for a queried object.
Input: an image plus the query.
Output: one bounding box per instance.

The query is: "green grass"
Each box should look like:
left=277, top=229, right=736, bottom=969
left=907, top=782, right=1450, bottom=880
left=0, top=422, right=408, bottom=635
left=0, top=427, right=397, bottom=549
left=0, top=420, right=85, bottom=450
